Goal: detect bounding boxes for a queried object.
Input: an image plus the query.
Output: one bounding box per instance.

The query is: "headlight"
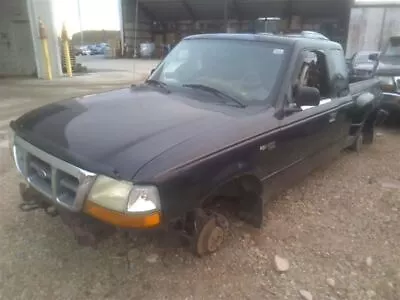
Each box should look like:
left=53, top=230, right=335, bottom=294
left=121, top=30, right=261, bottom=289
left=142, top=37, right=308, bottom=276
left=84, top=175, right=161, bottom=228
left=377, top=76, right=395, bottom=86
left=87, top=176, right=134, bottom=212
left=87, top=175, right=160, bottom=213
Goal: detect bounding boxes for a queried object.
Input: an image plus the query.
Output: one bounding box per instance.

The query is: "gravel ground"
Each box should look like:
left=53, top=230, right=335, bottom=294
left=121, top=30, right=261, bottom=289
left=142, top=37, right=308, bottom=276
left=1, top=78, right=400, bottom=299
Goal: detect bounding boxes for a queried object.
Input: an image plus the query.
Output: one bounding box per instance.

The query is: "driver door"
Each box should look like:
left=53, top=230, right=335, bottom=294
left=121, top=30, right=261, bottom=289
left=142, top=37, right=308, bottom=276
left=272, top=49, right=336, bottom=188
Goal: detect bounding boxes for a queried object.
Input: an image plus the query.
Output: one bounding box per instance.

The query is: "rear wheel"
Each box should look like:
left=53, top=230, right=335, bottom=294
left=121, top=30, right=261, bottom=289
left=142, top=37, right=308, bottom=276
left=362, top=123, right=375, bottom=145
left=362, top=111, right=376, bottom=145
left=350, top=114, right=376, bottom=152
left=350, top=131, right=364, bottom=152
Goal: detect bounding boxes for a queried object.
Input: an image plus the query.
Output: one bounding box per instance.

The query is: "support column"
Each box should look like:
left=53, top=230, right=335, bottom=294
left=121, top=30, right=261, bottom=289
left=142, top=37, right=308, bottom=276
left=224, top=0, right=228, bottom=32
left=27, top=0, right=62, bottom=78
left=133, top=0, right=139, bottom=57
left=118, top=0, right=125, bottom=56
left=378, top=7, right=387, bottom=50
left=284, top=0, right=293, bottom=32
left=343, top=0, right=355, bottom=53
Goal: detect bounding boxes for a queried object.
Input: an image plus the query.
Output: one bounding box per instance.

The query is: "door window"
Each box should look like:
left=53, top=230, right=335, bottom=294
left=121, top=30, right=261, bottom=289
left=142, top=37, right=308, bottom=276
left=290, top=49, right=332, bottom=110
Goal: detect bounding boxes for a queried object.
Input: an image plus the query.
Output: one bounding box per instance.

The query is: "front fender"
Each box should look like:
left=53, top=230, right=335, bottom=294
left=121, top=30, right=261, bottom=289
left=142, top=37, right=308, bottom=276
left=157, top=154, right=262, bottom=221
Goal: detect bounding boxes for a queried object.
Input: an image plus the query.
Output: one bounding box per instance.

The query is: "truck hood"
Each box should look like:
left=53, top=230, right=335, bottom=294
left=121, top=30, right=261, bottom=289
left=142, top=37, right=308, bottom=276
left=375, top=56, right=400, bottom=76
left=14, top=87, right=239, bottom=180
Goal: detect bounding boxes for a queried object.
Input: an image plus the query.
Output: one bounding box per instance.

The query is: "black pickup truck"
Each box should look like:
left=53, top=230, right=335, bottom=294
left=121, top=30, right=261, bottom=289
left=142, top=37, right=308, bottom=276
left=9, top=33, right=385, bottom=256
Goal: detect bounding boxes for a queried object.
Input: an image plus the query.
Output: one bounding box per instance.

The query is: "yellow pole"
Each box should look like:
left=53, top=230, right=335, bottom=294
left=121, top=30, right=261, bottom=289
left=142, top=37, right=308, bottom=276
left=61, top=23, right=72, bottom=77
left=38, top=18, right=52, bottom=80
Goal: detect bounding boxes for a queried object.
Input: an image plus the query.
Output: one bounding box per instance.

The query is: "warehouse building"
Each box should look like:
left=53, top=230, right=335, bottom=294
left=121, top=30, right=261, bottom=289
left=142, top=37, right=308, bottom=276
left=0, top=0, right=61, bottom=78
left=119, top=0, right=354, bottom=57
left=346, top=1, right=400, bottom=57
left=1, top=0, right=400, bottom=78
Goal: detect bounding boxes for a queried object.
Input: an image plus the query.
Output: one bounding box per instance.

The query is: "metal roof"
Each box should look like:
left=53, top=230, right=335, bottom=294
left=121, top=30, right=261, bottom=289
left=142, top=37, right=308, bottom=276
left=135, top=0, right=351, bottom=22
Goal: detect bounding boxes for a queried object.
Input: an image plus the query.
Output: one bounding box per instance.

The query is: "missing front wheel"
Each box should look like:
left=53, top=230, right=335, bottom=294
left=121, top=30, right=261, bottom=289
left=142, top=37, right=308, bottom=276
left=180, top=209, right=229, bottom=256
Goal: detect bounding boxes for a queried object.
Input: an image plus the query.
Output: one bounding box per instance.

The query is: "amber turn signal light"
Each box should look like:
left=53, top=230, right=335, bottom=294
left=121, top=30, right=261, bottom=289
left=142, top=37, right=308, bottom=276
left=84, top=201, right=161, bottom=228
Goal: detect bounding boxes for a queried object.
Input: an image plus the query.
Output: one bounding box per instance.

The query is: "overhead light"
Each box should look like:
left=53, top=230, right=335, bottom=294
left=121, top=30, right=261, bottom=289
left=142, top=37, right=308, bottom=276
left=257, top=17, right=281, bottom=21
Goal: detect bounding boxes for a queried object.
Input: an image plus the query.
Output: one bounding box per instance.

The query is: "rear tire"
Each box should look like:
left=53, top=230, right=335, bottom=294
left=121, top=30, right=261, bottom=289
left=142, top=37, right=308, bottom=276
left=350, top=115, right=376, bottom=152
left=350, top=131, right=363, bottom=152
left=362, top=124, right=375, bottom=145
left=362, top=113, right=376, bottom=145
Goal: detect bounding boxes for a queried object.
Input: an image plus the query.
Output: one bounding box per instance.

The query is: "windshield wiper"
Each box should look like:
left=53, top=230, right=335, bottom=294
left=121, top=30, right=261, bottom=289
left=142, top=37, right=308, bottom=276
left=145, top=79, right=170, bottom=93
left=182, top=83, right=246, bottom=108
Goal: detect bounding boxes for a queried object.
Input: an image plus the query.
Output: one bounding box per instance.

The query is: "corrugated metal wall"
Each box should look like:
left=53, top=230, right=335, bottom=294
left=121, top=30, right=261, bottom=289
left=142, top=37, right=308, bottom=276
left=0, top=0, right=62, bottom=77
left=0, top=0, right=36, bottom=76
left=346, top=6, right=400, bottom=58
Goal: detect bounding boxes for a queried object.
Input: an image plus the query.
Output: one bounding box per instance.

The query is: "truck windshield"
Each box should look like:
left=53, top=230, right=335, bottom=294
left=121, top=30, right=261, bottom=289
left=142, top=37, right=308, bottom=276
left=149, top=38, right=288, bottom=105
left=383, top=37, right=400, bottom=56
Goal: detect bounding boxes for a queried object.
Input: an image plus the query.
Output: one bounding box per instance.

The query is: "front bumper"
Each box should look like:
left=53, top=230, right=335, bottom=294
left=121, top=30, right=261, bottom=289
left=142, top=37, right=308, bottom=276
left=12, top=135, right=162, bottom=230
left=19, top=182, right=116, bottom=246
left=380, top=92, right=400, bottom=112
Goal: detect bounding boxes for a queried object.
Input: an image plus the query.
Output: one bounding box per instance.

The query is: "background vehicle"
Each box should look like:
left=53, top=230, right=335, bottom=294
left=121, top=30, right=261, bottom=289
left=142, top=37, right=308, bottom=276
left=88, top=43, right=110, bottom=55
left=347, top=50, right=380, bottom=83
left=9, top=34, right=384, bottom=256
left=370, top=36, right=400, bottom=116
left=74, top=45, right=91, bottom=56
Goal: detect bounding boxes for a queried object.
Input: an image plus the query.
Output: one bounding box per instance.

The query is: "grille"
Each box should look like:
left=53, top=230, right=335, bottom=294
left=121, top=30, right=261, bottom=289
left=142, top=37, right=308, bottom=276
left=13, top=136, right=96, bottom=212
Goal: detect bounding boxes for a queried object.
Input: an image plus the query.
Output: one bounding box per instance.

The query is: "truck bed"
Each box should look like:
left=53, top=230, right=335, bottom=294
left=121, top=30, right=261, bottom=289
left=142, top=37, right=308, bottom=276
left=349, top=77, right=380, bottom=96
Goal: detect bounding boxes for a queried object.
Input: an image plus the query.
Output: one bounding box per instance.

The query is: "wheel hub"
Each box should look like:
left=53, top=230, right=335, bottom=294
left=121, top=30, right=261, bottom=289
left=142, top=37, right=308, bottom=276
left=192, top=211, right=229, bottom=256
left=207, top=226, right=224, bottom=252
left=356, top=133, right=363, bottom=151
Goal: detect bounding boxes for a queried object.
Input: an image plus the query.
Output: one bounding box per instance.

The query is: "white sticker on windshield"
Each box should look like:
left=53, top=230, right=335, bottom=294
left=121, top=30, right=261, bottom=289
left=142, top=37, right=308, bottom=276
left=273, top=49, right=284, bottom=55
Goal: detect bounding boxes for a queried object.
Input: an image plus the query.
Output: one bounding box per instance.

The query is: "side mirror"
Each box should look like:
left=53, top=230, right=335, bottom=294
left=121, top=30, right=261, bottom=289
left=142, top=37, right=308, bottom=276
left=368, top=53, right=378, bottom=61
left=295, top=86, right=320, bottom=107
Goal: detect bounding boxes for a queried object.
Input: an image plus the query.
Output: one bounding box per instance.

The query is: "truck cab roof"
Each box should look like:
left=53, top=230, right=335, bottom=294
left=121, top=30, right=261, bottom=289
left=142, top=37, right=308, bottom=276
left=183, top=33, right=343, bottom=51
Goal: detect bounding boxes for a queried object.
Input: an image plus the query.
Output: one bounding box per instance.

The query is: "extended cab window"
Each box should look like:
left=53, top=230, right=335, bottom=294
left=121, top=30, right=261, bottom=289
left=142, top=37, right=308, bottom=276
left=291, top=49, right=331, bottom=107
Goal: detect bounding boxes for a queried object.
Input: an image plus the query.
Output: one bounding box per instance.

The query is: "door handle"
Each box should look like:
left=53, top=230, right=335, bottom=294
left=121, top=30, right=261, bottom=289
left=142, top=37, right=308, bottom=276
left=329, top=112, right=337, bottom=123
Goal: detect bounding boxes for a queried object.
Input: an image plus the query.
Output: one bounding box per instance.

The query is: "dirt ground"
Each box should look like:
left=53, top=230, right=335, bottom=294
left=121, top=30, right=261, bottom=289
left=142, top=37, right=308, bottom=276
left=1, top=74, right=400, bottom=300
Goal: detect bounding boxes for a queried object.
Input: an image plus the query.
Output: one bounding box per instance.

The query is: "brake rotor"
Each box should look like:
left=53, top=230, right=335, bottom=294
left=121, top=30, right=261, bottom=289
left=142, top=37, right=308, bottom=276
left=194, top=213, right=229, bottom=256
left=207, top=224, right=224, bottom=252
left=355, top=132, right=363, bottom=152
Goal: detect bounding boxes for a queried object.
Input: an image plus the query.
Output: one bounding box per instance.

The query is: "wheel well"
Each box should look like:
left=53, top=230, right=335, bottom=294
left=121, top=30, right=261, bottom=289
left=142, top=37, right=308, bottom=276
left=177, top=175, right=264, bottom=231
left=237, top=175, right=263, bottom=196
left=201, top=174, right=263, bottom=208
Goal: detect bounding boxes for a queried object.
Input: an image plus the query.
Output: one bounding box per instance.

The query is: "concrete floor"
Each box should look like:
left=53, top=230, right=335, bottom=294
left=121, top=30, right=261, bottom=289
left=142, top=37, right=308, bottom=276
left=76, top=54, right=160, bottom=73
left=0, top=58, right=159, bottom=150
